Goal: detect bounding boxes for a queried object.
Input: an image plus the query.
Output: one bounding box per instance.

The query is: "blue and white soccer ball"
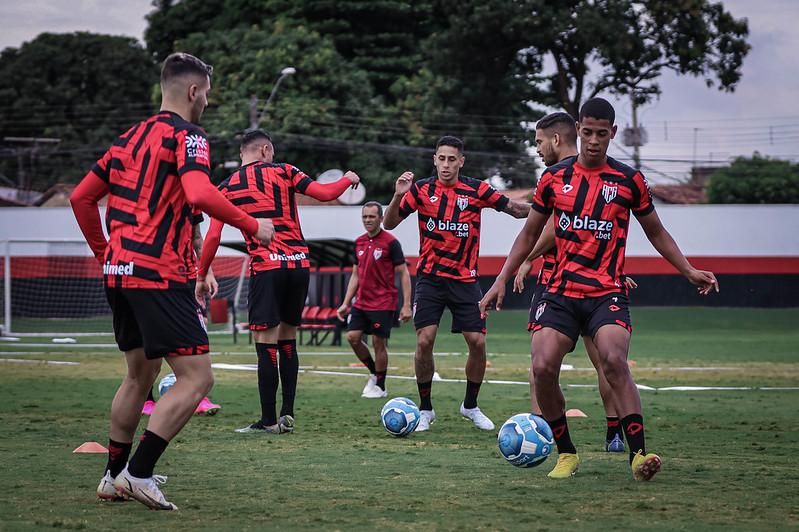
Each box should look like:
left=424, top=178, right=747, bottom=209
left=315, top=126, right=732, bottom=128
left=158, top=373, right=177, bottom=397
left=381, top=397, right=421, bottom=437
left=497, top=413, right=554, bottom=467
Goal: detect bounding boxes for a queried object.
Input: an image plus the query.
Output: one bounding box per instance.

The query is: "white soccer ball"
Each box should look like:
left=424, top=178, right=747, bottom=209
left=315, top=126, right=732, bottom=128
left=381, top=397, right=421, bottom=437
left=497, top=413, right=554, bottom=467
left=158, top=373, right=177, bottom=397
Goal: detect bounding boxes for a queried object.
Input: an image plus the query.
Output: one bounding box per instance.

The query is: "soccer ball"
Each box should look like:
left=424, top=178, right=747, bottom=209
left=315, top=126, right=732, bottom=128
left=381, top=397, right=421, bottom=437
left=497, top=413, right=554, bottom=468
left=158, top=373, right=177, bottom=397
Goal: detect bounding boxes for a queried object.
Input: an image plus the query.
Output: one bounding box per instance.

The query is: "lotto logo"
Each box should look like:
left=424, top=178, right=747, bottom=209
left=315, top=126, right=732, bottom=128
left=608, top=304, right=621, bottom=312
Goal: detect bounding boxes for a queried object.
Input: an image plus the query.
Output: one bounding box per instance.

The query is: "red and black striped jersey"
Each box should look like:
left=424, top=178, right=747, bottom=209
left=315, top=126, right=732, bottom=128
left=218, top=162, right=314, bottom=272
left=398, top=176, right=509, bottom=282
left=536, top=249, right=556, bottom=286
left=531, top=156, right=654, bottom=298
left=90, top=111, right=212, bottom=289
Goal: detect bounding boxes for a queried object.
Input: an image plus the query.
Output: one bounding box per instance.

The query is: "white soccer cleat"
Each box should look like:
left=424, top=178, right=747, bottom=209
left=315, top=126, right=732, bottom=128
left=361, top=374, right=378, bottom=396
left=97, top=470, right=128, bottom=501
left=113, top=467, right=177, bottom=511
left=460, top=403, right=496, bottom=431
left=415, top=409, right=436, bottom=432
left=362, top=382, right=388, bottom=399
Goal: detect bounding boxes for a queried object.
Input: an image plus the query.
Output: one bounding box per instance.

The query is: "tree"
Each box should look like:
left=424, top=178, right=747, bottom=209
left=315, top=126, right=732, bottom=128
left=0, top=32, right=156, bottom=189
left=520, top=0, right=750, bottom=117
left=706, top=154, right=799, bottom=204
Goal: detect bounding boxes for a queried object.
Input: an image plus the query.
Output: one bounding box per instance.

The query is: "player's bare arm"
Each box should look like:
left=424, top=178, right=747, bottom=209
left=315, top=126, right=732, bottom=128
left=480, top=209, right=549, bottom=314
left=396, top=263, right=412, bottom=322
left=383, top=171, right=414, bottom=230
left=501, top=199, right=532, bottom=219
left=513, top=219, right=556, bottom=293
left=337, top=265, right=359, bottom=321
left=637, top=210, right=719, bottom=295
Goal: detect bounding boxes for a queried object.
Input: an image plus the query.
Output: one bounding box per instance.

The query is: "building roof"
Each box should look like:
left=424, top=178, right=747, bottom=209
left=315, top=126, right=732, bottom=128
left=649, top=184, right=706, bottom=204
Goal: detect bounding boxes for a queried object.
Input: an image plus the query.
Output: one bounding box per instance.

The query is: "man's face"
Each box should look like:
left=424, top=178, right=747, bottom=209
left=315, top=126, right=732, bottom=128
left=535, top=128, right=559, bottom=167
left=188, top=75, right=211, bottom=124
left=577, top=116, right=617, bottom=167
left=433, top=145, right=464, bottom=184
left=361, top=205, right=382, bottom=234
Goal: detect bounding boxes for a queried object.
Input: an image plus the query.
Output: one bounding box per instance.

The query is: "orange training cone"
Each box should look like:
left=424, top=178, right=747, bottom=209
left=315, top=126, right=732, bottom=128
left=565, top=409, right=587, bottom=418
left=73, top=441, right=108, bottom=453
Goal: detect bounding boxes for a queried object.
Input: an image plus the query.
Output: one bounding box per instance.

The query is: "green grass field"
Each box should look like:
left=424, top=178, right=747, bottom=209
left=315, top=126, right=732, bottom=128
left=1, top=308, right=798, bottom=530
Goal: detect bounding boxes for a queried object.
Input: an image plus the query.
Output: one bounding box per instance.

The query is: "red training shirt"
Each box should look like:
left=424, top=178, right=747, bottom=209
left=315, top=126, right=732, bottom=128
left=353, top=229, right=405, bottom=311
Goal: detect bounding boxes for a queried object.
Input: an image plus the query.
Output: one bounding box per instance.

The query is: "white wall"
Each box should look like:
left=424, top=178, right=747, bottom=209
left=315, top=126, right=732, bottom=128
left=1, top=204, right=798, bottom=257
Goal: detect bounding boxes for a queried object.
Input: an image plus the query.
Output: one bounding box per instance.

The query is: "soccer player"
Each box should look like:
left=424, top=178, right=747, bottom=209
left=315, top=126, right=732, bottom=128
left=197, top=129, right=361, bottom=434
left=71, top=53, right=274, bottom=510
left=383, top=136, right=531, bottom=432
left=336, top=201, right=412, bottom=398
left=512, top=111, right=628, bottom=452
left=480, top=98, right=718, bottom=481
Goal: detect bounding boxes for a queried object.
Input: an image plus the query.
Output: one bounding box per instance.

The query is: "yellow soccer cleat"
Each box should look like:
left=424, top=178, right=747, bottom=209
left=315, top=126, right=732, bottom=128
left=547, top=453, right=580, bottom=479
left=631, top=451, right=662, bottom=481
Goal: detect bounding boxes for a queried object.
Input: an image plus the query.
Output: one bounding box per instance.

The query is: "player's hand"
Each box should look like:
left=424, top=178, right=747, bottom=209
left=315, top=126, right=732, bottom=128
left=479, top=280, right=506, bottom=318
left=513, top=261, right=532, bottom=293
left=205, top=270, right=219, bottom=299
left=394, top=171, right=414, bottom=196
left=624, top=276, right=638, bottom=290
left=255, top=219, right=275, bottom=245
left=686, top=268, right=719, bottom=295
left=344, top=171, right=360, bottom=189
left=195, top=278, right=211, bottom=306
left=399, top=305, right=412, bottom=323
left=336, top=303, right=350, bottom=322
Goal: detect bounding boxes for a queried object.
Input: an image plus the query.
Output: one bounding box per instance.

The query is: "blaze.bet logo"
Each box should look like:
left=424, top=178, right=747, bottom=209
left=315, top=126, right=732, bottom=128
left=558, top=212, right=614, bottom=240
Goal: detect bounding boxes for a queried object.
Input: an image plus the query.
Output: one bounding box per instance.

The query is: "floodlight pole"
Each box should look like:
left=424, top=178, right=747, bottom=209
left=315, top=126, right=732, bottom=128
left=250, top=66, right=296, bottom=129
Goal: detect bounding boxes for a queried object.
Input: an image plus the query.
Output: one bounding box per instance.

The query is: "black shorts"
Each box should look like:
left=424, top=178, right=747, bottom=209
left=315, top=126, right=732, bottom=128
left=249, top=268, right=310, bottom=329
left=527, top=282, right=547, bottom=331
left=530, top=292, right=632, bottom=343
left=105, top=285, right=209, bottom=360
left=413, top=274, right=486, bottom=334
left=348, top=307, right=396, bottom=338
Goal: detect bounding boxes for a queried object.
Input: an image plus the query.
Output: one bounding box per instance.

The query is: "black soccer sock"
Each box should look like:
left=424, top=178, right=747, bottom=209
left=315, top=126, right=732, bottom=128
left=127, top=430, right=169, bottom=479
left=106, top=439, right=132, bottom=477
left=547, top=414, right=578, bottom=455
left=621, top=413, right=646, bottom=461
left=375, top=371, right=387, bottom=391
left=146, top=388, right=155, bottom=402
left=278, top=339, right=299, bottom=417
left=606, top=416, right=622, bottom=441
left=256, top=343, right=280, bottom=426
left=361, top=353, right=377, bottom=375
left=463, top=380, right=482, bottom=409
left=417, top=380, right=433, bottom=411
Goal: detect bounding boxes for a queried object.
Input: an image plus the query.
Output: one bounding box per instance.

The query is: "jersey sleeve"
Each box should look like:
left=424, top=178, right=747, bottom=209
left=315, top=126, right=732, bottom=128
left=176, top=126, right=212, bottom=179
left=631, top=171, right=655, bottom=217
left=476, top=180, right=510, bottom=211
left=89, top=149, right=113, bottom=183
left=285, top=164, right=314, bottom=193
left=398, top=183, right=420, bottom=219
left=191, top=208, right=204, bottom=226
left=531, top=171, right=555, bottom=215
left=388, top=239, right=405, bottom=266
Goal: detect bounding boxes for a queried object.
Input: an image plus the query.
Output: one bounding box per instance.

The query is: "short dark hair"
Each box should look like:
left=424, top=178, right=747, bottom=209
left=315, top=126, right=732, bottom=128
left=362, top=201, right=383, bottom=217
left=240, top=129, right=272, bottom=150
left=579, top=97, right=615, bottom=125
left=536, top=112, right=577, bottom=144
left=160, top=52, right=213, bottom=84
left=436, top=135, right=464, bottom=153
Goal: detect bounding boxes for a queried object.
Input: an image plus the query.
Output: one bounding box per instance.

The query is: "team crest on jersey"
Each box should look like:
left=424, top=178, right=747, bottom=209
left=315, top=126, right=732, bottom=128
left=456, top=195, right=470, bottom=211
left=373, top=248, right=382, bottom=260
left=602, top=183, right=618, bottom=203
left=535, top=302, right=546, bottom=320
left=185, top=134, right=209, bottom=164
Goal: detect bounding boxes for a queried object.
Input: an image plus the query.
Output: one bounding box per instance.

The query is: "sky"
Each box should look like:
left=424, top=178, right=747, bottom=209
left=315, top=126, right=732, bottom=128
left=1, top=0, right=797, bottom=184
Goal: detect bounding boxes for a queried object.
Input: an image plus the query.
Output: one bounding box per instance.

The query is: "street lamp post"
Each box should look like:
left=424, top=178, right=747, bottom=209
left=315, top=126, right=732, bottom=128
left=249, top=66, right=296, bottom=129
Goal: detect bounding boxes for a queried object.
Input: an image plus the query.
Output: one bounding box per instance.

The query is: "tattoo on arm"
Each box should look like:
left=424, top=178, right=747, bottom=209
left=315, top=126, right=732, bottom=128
left=503, top=200, right=531, bottom=219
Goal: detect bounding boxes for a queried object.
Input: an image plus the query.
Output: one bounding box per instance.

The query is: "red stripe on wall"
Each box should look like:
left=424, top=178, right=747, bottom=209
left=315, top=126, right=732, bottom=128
left=5, top=255, right=799, bottom=279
